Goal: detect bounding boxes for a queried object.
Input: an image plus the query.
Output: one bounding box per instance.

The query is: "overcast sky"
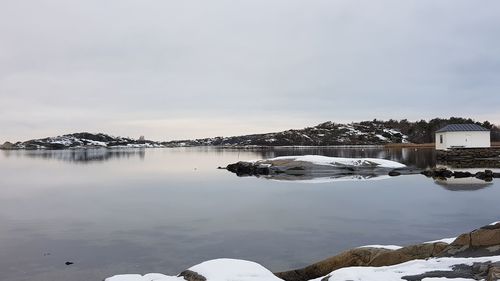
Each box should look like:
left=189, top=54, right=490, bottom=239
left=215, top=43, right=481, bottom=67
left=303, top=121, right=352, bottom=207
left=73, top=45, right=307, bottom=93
left=1, top=0, right=499, bottom=142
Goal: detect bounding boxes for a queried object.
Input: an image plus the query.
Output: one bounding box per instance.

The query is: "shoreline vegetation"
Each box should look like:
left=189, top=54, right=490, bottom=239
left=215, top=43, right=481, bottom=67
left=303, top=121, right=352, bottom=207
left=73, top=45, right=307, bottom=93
left=106, top=221, right=500, bottom=281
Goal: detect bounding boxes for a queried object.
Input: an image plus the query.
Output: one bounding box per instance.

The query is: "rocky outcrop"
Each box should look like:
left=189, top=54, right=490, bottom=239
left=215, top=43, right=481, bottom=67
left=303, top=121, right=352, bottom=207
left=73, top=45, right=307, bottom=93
left=277, top=222, right=500, bottom=281
left=440, top=223, right=500, bottom=257
left=275, top=243, right=448, bottom=281
left=179, top=270, right=207, bottom=281
left=0, top=141, right=15, bottom=149
left=0, top=133, right=164, bottom=150
left=226, top=156, right=408, bottom=180
left=421, top=168, right=500, bottom=182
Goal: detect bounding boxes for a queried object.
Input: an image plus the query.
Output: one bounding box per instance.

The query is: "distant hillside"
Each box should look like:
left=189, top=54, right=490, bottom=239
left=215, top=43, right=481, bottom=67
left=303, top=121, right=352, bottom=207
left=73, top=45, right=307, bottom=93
left=163, top=117, right=500, bottom=147
left=2, top=118, right=498, bottom=149
left=0, top=132, right=163, bottom=150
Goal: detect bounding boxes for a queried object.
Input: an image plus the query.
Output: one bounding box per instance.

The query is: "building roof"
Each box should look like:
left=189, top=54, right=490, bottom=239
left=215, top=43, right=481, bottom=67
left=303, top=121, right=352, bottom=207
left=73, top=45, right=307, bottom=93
left=436, top=123, right=490, bottom=133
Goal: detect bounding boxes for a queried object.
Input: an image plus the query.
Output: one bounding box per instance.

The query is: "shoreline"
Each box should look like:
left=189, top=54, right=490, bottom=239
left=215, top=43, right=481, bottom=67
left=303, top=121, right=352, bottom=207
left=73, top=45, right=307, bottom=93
left=107, top=222, right=500, bottom=281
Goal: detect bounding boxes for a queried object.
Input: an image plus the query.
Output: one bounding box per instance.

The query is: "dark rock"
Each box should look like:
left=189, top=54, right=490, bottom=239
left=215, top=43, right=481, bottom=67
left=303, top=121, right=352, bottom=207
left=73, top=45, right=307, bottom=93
left=275, top=242, right=448, bottom=281
left=488, top=262, right=500, bottom=281
left=453, top=171, right=472, bottom=178
left=389, top=170, right=401, bottom=176
left=0, top=141, right=15, bottom=150
left=178, top=270, right=207, bottom=281
left=226, top=161, right=262, bottom=176
left=441, top=222, right=500, bottom=257
left=402, top=264, right=475, bottom=281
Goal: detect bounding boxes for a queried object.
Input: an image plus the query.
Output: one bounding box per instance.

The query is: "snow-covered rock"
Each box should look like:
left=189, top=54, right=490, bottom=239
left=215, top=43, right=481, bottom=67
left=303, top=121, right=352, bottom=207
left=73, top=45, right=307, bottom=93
left=105, top=259, right=281, bottom=281
left=226, top=155, right=407, bottom=179
left=255, top=155, right=406, bottom=169
left=1, top=132, right=164, bottom=150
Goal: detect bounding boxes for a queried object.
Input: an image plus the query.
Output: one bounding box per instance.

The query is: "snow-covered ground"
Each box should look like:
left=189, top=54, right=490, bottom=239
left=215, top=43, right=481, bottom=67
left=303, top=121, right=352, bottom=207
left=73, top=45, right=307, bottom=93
left=311, top=256, right=500, bottom=281
left=106, top=255, right=500, bottom=281
left=105, top=259, right=282, bottom=281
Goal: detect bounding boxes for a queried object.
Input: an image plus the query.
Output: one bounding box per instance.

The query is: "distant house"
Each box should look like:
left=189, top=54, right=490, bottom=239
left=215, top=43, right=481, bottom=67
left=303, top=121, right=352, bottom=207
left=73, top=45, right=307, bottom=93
left=435, top=124, right=490, bottom=150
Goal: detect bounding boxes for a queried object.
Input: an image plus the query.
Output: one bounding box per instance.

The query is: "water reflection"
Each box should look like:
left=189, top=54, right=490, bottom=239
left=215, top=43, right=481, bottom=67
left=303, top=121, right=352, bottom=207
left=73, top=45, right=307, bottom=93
left=434, top=177, right=493, bottom=191
left=1, top=147, right=500, bottom=281
left=2, top=148, right=146, bottom=163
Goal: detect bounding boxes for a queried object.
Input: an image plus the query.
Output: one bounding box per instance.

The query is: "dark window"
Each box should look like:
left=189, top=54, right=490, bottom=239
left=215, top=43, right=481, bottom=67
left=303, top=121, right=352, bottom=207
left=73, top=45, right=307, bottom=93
left=439, top=135, right=443, bottom=144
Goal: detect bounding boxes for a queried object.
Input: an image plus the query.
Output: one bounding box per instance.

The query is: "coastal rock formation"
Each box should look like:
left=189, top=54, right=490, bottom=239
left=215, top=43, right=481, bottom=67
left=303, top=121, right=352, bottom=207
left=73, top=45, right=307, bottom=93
left=0, top=133, right=164, bottom=150
left=0, top=141, right=15, bottom=149
left=421, top=168, right=500, bottom=182
left=275, top=242, right=448, bottom=281
left=105, top=222, right=500, bottom=281
left=226, top=155, right=407, bottom=180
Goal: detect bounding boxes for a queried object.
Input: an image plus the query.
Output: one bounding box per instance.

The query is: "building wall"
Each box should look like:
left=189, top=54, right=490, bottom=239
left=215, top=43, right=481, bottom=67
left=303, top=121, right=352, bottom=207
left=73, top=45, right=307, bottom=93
left=435, top=131, right=490, bottom=150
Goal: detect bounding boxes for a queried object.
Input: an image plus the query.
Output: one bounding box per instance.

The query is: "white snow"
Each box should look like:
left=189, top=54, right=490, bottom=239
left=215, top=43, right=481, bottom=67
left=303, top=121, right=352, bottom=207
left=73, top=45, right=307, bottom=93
left=424, top=237, right=456, bottom=244
left=358, top=245, right=403, bottom=250
left=105, top=259, right=281, bottom=281
left=188, top=259, right=282, bottom=281
left=106, top=256, right=500, bottom=281
left=105, top=273, right=182, bottom=281
left=313, top=256, right=500, bottom=281
left=376, top=134, right=388, bottom=141
left=257, top=155, right=406, bottom=169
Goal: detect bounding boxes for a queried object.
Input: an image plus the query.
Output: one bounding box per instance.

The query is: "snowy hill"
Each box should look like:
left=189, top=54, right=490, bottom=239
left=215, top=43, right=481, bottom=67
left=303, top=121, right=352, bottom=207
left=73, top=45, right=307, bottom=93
left=163, top=121, right=409, bottom=147
left=1, top=133, right=163, bottom=150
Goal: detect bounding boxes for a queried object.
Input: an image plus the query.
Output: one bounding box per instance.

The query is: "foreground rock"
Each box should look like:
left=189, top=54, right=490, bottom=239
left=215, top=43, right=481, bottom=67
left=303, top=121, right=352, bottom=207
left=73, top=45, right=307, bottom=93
left=106, top=222, right=500, bottom=281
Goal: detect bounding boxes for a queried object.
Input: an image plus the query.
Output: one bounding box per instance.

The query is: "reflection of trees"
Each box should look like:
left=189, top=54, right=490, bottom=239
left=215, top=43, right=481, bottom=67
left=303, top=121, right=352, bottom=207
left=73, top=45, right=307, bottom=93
left=4, top=148, right=146, bottom=163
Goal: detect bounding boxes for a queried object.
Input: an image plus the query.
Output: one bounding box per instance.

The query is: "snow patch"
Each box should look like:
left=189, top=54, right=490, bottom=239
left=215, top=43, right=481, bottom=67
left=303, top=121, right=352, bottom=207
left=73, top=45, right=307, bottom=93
left=424, top=237, right=456, bottom=244
left=358, top=245, right=403, bottom=250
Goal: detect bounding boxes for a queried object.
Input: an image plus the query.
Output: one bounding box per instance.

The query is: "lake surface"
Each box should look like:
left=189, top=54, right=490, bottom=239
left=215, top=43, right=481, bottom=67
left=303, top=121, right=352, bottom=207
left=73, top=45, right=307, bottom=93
left=1, top=147, right=499, bottom=281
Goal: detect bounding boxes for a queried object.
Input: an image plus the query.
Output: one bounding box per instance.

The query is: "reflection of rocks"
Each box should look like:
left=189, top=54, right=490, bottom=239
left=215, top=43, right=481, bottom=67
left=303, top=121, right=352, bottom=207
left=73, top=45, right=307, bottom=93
left=4, top=148, right=146, bottom=163
left=255, top=173, right=391, bottom=183
left=434, top=177, right=493, bottom=191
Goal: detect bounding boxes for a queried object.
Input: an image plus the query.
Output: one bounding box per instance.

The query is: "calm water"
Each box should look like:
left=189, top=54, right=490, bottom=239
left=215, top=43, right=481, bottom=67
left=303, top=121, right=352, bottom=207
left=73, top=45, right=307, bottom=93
left=0, top=147, right=499, bottom=281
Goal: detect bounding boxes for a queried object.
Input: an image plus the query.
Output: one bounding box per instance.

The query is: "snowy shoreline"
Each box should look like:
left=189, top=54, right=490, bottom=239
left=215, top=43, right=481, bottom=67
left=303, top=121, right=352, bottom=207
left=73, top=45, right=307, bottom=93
left=106, top=222, right=500, bottom=281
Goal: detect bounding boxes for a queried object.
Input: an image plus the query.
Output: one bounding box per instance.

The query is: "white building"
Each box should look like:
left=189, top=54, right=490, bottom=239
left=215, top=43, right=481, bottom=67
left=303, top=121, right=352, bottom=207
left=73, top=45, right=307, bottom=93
left=435, top=124, right=490, bottom=150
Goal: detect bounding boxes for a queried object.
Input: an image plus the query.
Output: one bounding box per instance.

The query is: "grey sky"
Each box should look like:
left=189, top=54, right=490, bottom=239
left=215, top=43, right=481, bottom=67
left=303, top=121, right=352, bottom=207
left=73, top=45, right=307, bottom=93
left=1, top=0, right=499, bottom=142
